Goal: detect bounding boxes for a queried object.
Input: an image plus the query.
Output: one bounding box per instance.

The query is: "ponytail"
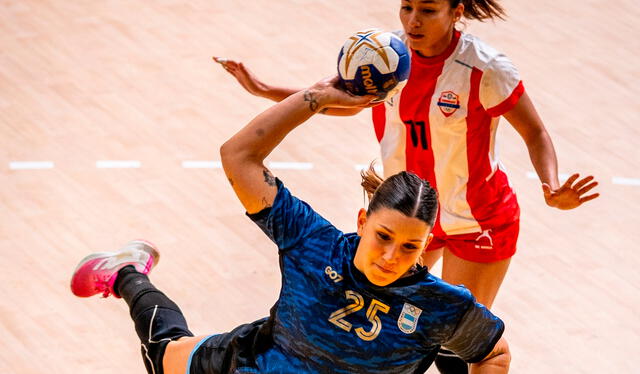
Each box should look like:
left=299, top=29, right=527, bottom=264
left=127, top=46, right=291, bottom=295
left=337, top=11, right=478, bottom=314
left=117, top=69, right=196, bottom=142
left=360, top=163, right=384, bottom=200
left=453, top=0, right=506, bottom=21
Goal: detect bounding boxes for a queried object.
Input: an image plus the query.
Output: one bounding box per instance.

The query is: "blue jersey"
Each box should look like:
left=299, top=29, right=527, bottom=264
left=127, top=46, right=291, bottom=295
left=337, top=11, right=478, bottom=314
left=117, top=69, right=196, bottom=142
left=241, top=180, right=502, bottom=373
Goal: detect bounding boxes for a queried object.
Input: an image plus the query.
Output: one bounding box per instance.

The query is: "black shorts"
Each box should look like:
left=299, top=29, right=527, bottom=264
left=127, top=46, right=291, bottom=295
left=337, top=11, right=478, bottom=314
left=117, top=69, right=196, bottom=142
left=188, top=318, right=272, bottom=374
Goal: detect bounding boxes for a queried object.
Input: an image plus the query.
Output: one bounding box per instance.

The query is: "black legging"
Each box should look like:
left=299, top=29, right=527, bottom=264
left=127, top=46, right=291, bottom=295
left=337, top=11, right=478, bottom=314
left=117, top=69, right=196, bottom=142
left=116, top=266, right=194, bottom=374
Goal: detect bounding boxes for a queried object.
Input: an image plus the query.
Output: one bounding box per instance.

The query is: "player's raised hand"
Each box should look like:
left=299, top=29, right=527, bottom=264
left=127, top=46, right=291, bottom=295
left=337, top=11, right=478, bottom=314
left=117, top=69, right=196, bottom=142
left=542, top=173, right=599, bottom=210
left=213, top=57, right=269, bottom=97
left=309, top=75, right=377, bottom=110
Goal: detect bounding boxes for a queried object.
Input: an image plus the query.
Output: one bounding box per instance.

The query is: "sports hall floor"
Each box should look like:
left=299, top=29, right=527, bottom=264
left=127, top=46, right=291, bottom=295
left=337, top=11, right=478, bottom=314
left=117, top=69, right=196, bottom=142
left=0, top=1, right=638, bottom=373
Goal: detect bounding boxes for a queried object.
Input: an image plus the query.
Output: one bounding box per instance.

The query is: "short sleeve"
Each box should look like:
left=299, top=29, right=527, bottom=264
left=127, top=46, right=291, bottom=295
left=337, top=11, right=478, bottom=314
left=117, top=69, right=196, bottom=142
left=479, top=54, right=525, bottom=117
left=247, top=179, right=335, bottom=252
left=443, top=300, right=505, bottom=363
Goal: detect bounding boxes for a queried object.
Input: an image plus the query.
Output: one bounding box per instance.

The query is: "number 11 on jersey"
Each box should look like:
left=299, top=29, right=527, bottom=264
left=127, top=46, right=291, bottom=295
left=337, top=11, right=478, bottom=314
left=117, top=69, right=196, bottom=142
left=403, top=120, right=428, bottom=150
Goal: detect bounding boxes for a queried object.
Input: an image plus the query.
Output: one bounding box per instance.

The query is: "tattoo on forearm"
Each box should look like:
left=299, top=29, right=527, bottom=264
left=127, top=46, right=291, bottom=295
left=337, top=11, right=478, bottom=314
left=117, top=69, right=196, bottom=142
left=263, top=169, right=276, bottom=186
left=256, top=128, right=265, bottom=137
left=303, top=90, right=319, bottom=112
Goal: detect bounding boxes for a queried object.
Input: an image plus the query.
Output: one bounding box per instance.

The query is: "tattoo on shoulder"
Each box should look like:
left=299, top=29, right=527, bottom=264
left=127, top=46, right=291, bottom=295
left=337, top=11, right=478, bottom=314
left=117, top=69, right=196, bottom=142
left=303, top=90, right=319, bottom=112
left=263, top=169, right=276, bottom=186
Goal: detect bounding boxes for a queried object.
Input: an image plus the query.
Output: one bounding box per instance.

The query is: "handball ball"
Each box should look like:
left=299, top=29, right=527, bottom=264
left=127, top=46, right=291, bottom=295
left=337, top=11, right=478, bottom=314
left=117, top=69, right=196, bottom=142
left=337, top=29, right=411, bottom=102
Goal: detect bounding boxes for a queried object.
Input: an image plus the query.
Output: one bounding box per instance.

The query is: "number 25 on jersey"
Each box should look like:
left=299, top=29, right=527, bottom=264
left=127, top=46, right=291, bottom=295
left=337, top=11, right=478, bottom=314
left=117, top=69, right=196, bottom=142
left=328, top=290, right=390, bottom=341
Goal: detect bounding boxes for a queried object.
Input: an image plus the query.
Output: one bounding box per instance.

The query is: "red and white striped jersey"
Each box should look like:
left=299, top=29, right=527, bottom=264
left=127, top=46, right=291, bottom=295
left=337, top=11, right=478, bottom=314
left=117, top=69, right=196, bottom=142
left=372, top=31, right=524, bottom=236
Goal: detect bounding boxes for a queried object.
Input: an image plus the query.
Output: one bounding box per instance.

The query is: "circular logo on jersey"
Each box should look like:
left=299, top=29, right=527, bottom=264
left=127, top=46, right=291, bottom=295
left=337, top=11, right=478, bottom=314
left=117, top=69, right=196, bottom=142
left=437, top=91, right=460, bottom=117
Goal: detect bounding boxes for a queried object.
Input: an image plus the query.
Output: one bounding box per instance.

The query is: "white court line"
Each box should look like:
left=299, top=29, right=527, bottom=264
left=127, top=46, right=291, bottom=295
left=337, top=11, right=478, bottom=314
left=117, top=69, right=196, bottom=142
left=612, top=177, right=640, bottom=186
left=8, top=161, right=638, bottom=188
left=181, top=161, right=222, bottom=169
left=96, top=160, right=141, bottom=169
left=526, top=171, right=570, bottom=181
left=354, top=164, right=384, bottom=174
left=268, top=162, right=313, bottom=170
left=9, top=161, right=55, bottom=170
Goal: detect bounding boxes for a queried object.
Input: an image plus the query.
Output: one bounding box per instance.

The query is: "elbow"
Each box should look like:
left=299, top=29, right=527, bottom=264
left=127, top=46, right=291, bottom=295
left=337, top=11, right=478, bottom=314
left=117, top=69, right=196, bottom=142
left=470, top=352, right=511, bottom=374
left=496, top=348, right=511, bottom=370
left=219, top=140, right=233, bottom=164
left=488, top=339, right=511, bottom=372
left=219, top=140, right=233, bottom=169
left=525, top=127, right=553, bottom=148
left=471, top=338, right=511, bottom=373
left=220, top=139, right=261, bottom=171
left=220, top=139, right=245, bottom=172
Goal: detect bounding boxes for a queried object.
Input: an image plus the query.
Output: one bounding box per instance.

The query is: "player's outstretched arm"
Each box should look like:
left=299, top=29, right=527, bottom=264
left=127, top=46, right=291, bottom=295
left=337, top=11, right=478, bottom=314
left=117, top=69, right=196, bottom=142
left=213, top=57, right=365, bottom=117
left=220, top=75, right=375, bottom=214
left=504, top=91, right=599, bottom=209
left=469, top=337, right=510, bottom=374
left=213, top=57, right=296, bottom=102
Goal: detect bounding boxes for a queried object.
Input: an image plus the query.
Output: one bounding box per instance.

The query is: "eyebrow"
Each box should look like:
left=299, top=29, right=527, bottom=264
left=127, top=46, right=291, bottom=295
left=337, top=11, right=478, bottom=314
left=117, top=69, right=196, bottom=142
left=378, top=224, right=424, bottom=243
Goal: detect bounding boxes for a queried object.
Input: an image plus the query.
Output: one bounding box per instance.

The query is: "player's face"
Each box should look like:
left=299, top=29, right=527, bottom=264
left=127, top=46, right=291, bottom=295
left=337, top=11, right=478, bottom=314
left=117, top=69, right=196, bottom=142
left=354, top=207, right=433, bottom=286
left=399, top=0, right=463, bottom=56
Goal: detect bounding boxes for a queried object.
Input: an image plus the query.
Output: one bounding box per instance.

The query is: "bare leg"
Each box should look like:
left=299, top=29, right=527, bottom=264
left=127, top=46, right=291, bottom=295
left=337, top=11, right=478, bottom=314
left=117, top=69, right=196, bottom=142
left=440, top=247, right=511, bottom=308
left=163, top=336, right=211, bottom=374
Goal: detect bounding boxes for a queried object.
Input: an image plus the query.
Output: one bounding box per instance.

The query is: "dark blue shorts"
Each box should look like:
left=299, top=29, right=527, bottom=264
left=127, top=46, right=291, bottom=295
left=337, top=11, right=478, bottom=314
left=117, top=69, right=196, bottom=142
left=188, top=318, right=271, bottom=374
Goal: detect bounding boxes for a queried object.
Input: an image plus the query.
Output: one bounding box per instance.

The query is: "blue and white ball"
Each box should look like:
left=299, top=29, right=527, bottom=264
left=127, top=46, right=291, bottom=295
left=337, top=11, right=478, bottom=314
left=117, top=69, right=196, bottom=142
left=337, top=29, right=411, bottom=102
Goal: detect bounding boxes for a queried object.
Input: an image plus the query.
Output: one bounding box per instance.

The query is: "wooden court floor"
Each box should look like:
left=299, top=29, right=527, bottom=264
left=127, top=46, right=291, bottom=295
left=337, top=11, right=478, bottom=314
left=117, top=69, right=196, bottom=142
left=0, top=1, right=638, bottom=373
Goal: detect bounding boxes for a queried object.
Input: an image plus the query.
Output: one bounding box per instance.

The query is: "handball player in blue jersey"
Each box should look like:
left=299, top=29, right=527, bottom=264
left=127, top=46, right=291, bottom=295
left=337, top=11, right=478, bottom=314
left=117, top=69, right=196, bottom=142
left=70, top=76, right=510, bottom=373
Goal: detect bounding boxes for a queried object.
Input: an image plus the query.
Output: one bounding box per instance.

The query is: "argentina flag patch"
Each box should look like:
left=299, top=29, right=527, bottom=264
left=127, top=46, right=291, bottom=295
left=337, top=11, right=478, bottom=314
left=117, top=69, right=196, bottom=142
left=397, top=303, right=422, bottom=334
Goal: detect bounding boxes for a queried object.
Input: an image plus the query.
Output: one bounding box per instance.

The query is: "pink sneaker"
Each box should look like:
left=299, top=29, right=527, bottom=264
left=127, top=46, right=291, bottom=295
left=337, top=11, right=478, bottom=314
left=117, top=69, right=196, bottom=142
left=70, top=240, right=160, bottom=298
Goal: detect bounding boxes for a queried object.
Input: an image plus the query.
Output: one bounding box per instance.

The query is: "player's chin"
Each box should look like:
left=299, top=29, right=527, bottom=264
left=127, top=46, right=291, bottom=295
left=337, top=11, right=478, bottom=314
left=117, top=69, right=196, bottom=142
left=368, top=268, right=400, bottom=286
left=407, top=38, right=427, bottom=51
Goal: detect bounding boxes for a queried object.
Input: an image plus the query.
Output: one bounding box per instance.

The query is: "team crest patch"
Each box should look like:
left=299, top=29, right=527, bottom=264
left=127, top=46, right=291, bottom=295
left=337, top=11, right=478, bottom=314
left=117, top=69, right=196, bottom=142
left=397, top=303, right=422, bottom=334
left=437, top=91, right=460, bottom=117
